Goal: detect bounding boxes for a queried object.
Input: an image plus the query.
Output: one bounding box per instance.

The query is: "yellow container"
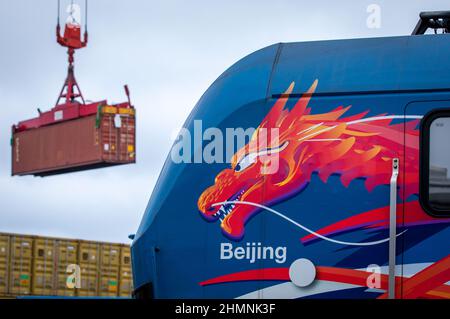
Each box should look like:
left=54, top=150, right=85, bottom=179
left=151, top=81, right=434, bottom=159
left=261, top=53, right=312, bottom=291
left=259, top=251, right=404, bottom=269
left=31, top=238, right=57, bottom=295
left=78, top=241, right=100, bottom=276
left=118, top=264, right=132, bottom=297
left=100, top=243, right=122, bottom=266
left=120, top=245, right=131, bottom=266
left=54, top=274, right=76, bottom=296
left=33, top=238, right=55, bottom=261
left=0, top=235, right=10, bottom=295
left=99, top=263, right=120, bottom=297
left=9, top=236, right=33, bottom=295
left=55, top=240, right=78, bottom=269
left=33, top=259, right=54, bottom=274
left=54, top=240, right=78, bottom=296
left=118, top=245, right=132, bottom=296
left=119, top=265, right=132, bottom=280
left=32, top=261, right=56, bottom=296
left=9, top=271, right=32, bottom=295
left=0, top=270, right=7, bottom=296
left=32, top=273, right=55, bottom=296
left=77, top=241, right=100, bottom=296
left=0, top=233, right=133, bottom=298
left=78, top=274, right=99, bottom=296
left=97, top=243, right=122, bottom=296
left=99, top=276, right=119, bottom=297
left=10, top=236, right=33, bottom=259
left=118, top=279, right=133, bottom=297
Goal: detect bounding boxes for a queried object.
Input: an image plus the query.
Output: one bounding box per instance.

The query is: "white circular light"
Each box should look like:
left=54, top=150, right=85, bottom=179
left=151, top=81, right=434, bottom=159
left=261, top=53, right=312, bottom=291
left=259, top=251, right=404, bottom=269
left=289, top=258, right=316, bottom=287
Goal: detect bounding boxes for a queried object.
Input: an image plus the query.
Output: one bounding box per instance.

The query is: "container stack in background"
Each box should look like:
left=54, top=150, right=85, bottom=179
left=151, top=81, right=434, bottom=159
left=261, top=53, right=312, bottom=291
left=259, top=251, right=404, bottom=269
left=0, top=232, right=133, bottom=298
left=119, top=245, right=133, bottom=297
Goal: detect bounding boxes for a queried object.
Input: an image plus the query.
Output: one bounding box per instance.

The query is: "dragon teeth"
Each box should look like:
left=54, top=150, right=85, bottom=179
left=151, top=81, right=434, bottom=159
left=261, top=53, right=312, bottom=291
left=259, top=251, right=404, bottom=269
left=214, top=195, right=242, bottom=223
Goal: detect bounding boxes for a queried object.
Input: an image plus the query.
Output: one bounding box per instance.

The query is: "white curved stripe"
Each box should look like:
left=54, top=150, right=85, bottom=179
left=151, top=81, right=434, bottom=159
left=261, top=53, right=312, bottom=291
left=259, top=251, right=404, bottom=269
left=237, top=280, right=360, bottom=299
left=347, top=115, right=423, bottom=125
left=297, top=125, right=337, bottom=141
left=296, top=122, right=324, bottom=136
left=297, top=115, right=422, bottom=142
left=305, top=138, right=342, bottom=142
left=212, top=200, right=407, bottom=246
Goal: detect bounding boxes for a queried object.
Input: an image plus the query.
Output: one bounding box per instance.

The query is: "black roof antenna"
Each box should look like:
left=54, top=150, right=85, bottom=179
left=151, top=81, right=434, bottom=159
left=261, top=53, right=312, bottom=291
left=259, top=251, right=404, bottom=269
left=412, top=11, right=450, bottom=35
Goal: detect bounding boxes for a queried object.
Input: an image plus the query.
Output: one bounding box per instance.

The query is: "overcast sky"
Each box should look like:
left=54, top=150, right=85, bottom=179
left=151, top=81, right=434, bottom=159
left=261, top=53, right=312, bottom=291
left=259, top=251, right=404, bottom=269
left=0, top=0, right=447, bottom=243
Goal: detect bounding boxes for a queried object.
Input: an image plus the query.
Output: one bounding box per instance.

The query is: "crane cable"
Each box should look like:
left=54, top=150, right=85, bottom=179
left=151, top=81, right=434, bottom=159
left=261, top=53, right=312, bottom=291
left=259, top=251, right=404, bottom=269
left=57, top=0, right=60, bottom=27
left=85, top=0, right=88, bottom=33
left=56, top=0, right=88, bottom=30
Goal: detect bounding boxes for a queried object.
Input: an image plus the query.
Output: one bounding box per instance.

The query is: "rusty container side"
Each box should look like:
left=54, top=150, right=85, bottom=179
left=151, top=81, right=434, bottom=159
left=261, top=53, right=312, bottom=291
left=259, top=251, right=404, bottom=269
left=12, top=115, right=102, bottom=176
left=117, top=113, right=136, bottom=162
left=100, top=109, right=136, bottom=164
left=99, top=113, right=118, bottom=162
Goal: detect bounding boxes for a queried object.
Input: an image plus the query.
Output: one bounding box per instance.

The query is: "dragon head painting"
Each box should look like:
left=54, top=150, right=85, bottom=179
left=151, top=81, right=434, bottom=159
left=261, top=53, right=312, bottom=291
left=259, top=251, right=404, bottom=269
left=198, top=80, right=420, bottom=240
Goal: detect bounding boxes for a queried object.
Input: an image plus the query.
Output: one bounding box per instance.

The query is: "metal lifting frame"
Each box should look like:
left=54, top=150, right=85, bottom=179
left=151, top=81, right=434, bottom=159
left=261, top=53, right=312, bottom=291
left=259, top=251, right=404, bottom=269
left=55, top=0, right=89, bottom=106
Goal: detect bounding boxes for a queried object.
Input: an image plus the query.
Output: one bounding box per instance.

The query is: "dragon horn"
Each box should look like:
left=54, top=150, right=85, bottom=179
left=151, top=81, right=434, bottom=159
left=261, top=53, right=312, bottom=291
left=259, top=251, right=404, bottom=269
left=290, top=79, right=318, bottom=119
left=280, top=79, right=318, bottom=131
left=261, top=82, right=295, bottom=129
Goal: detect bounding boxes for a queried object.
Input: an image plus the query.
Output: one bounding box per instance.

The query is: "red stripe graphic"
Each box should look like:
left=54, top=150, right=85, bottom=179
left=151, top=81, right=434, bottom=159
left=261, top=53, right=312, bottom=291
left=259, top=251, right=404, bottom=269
left=200, top=260, right=450, bottom=299
left=300, top=201, right=449, bottom=244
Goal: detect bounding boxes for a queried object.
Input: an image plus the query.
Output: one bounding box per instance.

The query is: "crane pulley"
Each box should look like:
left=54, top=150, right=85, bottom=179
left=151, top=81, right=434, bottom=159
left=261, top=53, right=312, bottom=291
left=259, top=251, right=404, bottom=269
left=55, top=0, right=88, bottom=106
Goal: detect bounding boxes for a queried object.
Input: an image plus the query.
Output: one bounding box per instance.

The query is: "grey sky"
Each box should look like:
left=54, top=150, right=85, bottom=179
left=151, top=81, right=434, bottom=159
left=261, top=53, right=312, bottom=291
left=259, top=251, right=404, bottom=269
left=0, top=0, right=448, bottom=243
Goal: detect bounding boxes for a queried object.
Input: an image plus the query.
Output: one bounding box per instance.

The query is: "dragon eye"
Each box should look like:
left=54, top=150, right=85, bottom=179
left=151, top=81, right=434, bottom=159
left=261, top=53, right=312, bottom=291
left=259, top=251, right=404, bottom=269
left=234, top=142, right=289, bottom=173
left=235, top=153, right=257, bottom=172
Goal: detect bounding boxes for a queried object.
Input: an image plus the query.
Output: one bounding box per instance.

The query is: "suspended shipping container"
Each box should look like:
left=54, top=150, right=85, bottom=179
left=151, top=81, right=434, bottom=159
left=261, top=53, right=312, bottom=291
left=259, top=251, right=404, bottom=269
left=12, top=104, right=136, bottom=177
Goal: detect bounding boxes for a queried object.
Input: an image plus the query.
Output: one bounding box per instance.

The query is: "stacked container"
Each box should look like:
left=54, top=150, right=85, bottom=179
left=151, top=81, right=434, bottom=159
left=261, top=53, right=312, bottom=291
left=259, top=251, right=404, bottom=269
left=31, top=238, right=56, bottom=295
left=98, top=243, right=121, bottom=296
left=9, top=235, right=33, bottom=295
left=78, top=241, right=101, bottom=296
left=118, top=245, right=133, bottom=297
left=54, top=240, right=78, bottom=296
left=0, top=234, right=10, bottom=295
left=0, top=232, right=132, bottom=298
